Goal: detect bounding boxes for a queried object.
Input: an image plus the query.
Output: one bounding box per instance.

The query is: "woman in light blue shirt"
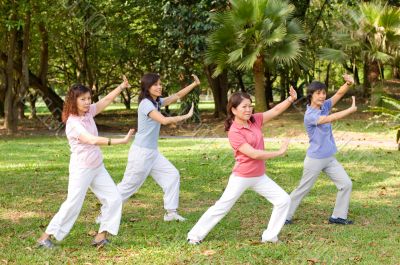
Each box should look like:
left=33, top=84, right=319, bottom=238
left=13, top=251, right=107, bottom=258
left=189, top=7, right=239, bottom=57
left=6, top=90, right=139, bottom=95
left=117, top=73, right=200, bottom=222
left=286, top=74, right=357, bottom=225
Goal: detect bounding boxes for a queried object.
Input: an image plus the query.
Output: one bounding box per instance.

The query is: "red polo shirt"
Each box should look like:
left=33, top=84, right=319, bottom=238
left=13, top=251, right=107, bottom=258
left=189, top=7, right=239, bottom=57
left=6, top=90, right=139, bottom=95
left=228, top=113, right=265, bottom=177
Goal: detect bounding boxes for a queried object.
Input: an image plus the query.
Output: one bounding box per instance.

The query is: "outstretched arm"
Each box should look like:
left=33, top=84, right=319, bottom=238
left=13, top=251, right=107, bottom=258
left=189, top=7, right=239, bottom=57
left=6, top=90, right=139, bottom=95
left=318, top=96, right=357, bottom=124
left=95, top=75, right=130, bottom=115
left=78, top=129, right=135, bottom=146
left=237, top=139, right=290, bottom=160
left=148, top=103, right=194, bottom=125
left=162, top=74, right=200, bottom=106
left=262, top=86, right=297, bottom=124
left=330, top=74, right=354, bottom=107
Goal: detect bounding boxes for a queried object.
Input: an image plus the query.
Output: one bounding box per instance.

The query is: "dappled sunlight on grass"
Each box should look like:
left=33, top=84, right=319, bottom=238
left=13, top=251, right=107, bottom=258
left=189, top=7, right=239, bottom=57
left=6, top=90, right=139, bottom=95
left=0, top=136, right=399, bottom=264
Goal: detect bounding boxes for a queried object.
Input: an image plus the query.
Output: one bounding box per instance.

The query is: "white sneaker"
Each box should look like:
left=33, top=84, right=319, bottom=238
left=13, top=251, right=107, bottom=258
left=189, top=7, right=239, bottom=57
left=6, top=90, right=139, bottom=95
left=261, top=236, right=279, bottom=243
left=163, top=211, right=186, bottom=222
left=187, top=238, right=202, bottom=245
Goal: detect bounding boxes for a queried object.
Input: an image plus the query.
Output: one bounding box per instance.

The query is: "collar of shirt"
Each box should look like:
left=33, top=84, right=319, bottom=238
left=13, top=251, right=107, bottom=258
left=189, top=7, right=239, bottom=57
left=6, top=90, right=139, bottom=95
left=231, top=119, right=252, bottom=130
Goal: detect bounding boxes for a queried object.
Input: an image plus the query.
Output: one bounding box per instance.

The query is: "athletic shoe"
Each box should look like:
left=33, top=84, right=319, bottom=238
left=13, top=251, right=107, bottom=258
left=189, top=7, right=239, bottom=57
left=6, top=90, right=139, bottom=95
left=164, top=212, right=186, bottom=222
left=284, top=219, right=292, bottom=225
left=37, top=238, right=54, bottom=249
left=328, top=217, right=353, bottom=225
left=261, top=236, right=279, bottom=243
left=187, top=239, right=202, bottom=245
left=91, top=238, right=110, bottom=248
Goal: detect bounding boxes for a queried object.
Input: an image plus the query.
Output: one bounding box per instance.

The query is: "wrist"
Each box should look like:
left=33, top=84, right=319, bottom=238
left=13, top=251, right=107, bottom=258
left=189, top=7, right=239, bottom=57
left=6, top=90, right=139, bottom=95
left=287, top=97, right=294, bottom=103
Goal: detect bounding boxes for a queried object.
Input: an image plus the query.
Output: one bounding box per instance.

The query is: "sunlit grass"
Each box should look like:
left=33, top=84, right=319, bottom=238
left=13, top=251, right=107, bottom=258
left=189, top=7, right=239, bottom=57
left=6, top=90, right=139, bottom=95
left=0, top=137, right=399, bottom=264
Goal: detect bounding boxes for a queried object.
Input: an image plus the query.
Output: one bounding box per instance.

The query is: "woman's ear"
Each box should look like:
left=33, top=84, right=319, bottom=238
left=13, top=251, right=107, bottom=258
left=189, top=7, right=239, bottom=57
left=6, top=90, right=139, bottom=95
left=231, top=107, right=237, bottom=116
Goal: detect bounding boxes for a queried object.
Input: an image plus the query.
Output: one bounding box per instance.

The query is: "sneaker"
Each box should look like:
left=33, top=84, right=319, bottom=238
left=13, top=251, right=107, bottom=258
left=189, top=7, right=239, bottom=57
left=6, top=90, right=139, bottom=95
left=187, top=238, right=202, bottom=245
left=37, top=238, right=54, bottom=249
left=164, top=212, right=186, bottom=222
left=91, top=238, right=110, bottom=248
left=261, top=236, right=279, bottom=244
left=284, top=219, right=292, bottom=225
left=328, top=217, right=353, bottom=225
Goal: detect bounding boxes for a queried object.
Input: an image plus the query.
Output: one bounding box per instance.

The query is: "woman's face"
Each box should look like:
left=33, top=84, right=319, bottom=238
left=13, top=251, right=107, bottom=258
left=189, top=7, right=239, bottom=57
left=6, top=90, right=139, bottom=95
left=76, top=92, right=92, bottom=115
left=311, top=89, right=327, bottom=107
left=148, top=79, right=162, bottom=99
left=232, top=98, right=253, bottom=121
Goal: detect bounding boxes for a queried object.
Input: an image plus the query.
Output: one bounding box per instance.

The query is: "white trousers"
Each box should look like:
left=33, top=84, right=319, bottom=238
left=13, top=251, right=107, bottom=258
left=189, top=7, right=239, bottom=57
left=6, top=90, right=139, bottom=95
left=117, top=145, right=180, bottom=211
left=45, top=164, right=122, bottom=241
left=187, top=174, right=290, bottom=242
left=287, top=156, right=352, bottom=220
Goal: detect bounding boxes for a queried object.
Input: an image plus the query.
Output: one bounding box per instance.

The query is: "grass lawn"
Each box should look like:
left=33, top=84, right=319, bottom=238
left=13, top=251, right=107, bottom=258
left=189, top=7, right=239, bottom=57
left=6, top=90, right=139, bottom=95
left=0, top=136, right=399, bottom=264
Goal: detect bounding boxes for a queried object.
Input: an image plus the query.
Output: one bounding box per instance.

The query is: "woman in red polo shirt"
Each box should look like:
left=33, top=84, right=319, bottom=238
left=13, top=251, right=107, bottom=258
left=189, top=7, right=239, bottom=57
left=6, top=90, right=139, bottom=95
left=187, top=88, right=297, bottom=244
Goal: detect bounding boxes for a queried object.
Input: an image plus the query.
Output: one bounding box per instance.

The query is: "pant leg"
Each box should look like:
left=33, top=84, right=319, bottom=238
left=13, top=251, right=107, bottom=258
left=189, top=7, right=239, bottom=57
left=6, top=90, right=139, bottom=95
left=250, top=175, right=291, bottom=242
left=45, top=166, right=94, bottom=241
left=323, top=158, right=352, bottom=219
left=117, top=145, right=156, bottom=203
left=287, top=156, right=327, bottom=220
left=149, top=152, right=180, bottom=211
left=187, top=174, right=251, bottom=241
left=90, top=165, right=122, bottom=236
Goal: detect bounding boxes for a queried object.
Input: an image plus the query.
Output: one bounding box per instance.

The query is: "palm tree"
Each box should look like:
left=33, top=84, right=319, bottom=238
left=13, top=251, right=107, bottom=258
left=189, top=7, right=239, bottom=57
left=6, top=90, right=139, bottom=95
left=319, top=1, right=400, bottom=96
left=206, top=0, right=305, bottom=112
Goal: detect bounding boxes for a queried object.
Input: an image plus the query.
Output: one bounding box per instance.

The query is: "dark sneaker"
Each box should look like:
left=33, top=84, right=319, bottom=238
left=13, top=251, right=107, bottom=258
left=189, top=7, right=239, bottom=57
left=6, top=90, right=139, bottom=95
left=91, top=238, right=110, bottom=248
left=328, top=217, right=353, bottom=225
left=37, top=238, right=54, bottom=249
left=284, top=219, right=292, bottom=225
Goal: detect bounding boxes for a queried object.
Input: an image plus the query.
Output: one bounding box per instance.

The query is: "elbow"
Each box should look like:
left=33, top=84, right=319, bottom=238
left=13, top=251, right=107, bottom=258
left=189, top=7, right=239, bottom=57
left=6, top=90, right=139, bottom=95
left=160, top=119, right=170, bottom=126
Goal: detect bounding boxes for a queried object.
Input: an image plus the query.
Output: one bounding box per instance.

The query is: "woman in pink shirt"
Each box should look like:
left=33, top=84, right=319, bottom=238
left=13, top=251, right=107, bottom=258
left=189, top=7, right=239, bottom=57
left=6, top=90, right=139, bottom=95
left=37, top=76, right=134, bottom=248
left=188, top=88, right=297, bottom=244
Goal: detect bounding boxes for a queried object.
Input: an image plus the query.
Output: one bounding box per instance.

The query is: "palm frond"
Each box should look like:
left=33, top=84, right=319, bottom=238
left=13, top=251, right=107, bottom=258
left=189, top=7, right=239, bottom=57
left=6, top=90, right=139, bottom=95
left=319, top=48, right=349, bottom=63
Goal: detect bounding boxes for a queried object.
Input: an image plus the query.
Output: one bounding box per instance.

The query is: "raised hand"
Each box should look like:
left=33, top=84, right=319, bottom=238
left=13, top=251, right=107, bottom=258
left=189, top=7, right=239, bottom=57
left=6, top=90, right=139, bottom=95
left=186, top=102, right=194, bottom=118
left=120, top=75, right=131, bottom=89
left=350, top=96, right=357, bottom=112
left=343, top=74, right=354, bottom=86
left=123, top=129, right=135, bottom=143
left=289, top=85, right=297, bottom=102
left=279, top=138, right=290, bottom=156
left=192, top=74, right=200, bottom=86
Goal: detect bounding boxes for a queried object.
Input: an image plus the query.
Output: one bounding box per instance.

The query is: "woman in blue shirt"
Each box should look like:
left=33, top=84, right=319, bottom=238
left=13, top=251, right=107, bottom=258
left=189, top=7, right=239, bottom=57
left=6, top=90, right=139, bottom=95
left=116, top=73, right=200, bottom=222
left=286, top=74, right=357, bottom=225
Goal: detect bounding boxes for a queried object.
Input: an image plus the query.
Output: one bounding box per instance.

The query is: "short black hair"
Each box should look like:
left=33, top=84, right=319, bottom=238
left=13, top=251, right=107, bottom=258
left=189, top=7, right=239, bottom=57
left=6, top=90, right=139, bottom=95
left=306, top=81, right=326, bottom=105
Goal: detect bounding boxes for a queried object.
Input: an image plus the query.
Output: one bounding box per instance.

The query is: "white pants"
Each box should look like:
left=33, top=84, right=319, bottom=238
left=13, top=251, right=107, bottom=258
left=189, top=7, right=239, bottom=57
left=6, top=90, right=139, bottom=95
left=287, top=156, right=352, bottom=220
left=117, top=145, right=180, bottom=211
left=45, top=164, right=122, bottom=241
left=187, top=174, right=291, bottom=242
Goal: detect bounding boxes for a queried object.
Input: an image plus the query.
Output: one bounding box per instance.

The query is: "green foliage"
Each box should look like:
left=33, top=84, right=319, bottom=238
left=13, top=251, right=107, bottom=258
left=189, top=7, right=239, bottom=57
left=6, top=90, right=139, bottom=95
left=206, top=0, right=306, bottom=77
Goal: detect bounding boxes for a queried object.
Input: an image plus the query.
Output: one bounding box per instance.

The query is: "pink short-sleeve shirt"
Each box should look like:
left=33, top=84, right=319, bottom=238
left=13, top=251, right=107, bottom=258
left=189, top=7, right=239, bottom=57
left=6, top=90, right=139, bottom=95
left=228, top=113, right=265, bottom=177
left=65, top=104, right=103, bottom=168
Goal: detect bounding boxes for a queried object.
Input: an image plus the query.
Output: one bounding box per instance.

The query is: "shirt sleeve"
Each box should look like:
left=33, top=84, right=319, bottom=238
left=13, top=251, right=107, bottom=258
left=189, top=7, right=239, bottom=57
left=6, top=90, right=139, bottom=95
left=139, top=99, right=157, bottom=116
left=304, top=110, right=320, bottom=127
left=252, top=113, right=263, bottom=128
left=159, top=97, right=165, bottom=107
left=228, top=130, right=247, bottom=151
left=66, top=119, right=89, bottom=139
left=324, top=98, right=333, bottom=112
left=89, top=104, right=97, bottom=117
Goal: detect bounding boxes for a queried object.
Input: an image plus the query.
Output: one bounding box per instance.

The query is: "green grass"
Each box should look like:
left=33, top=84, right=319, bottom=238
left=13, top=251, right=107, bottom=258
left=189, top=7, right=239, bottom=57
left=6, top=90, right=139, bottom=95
left=0, top=137, right=399, bottom=264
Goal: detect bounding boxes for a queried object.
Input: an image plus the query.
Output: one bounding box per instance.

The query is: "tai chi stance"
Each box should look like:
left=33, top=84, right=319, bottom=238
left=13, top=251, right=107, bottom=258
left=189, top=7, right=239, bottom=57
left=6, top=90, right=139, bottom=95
left=187, top=88, right=297, bottom=244
left=286, top=74, right=356, bottom=225
left=37, top=76, right=134, bottom=248
left=117, top=73, right=200, bottom=222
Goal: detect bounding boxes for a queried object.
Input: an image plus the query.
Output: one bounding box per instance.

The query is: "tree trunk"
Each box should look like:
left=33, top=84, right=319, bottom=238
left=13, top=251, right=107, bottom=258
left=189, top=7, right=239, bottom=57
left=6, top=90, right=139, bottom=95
left=264, top=67, right=274, bottom=109
left=392, top=65, right=400, bottom=79
left=253, top=57, right=267, bottom=112
left=204, top=64, right=228, bottom=118
left=19, top=5, right=31, bottom=120
left=363, top=58, right=371, bottom=96
left=324, top=62, right=331, bottom=91
left=280, top=70, right=288, bottom=102
left=0, top=67, right=5, bottom=117
left=236, top=70, right=246, bottom=92
left=28, top=89, right=38, bottom=119
left=4, top=17, right=18, bottom=134
left=0, top=52, right=64, bottom=121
